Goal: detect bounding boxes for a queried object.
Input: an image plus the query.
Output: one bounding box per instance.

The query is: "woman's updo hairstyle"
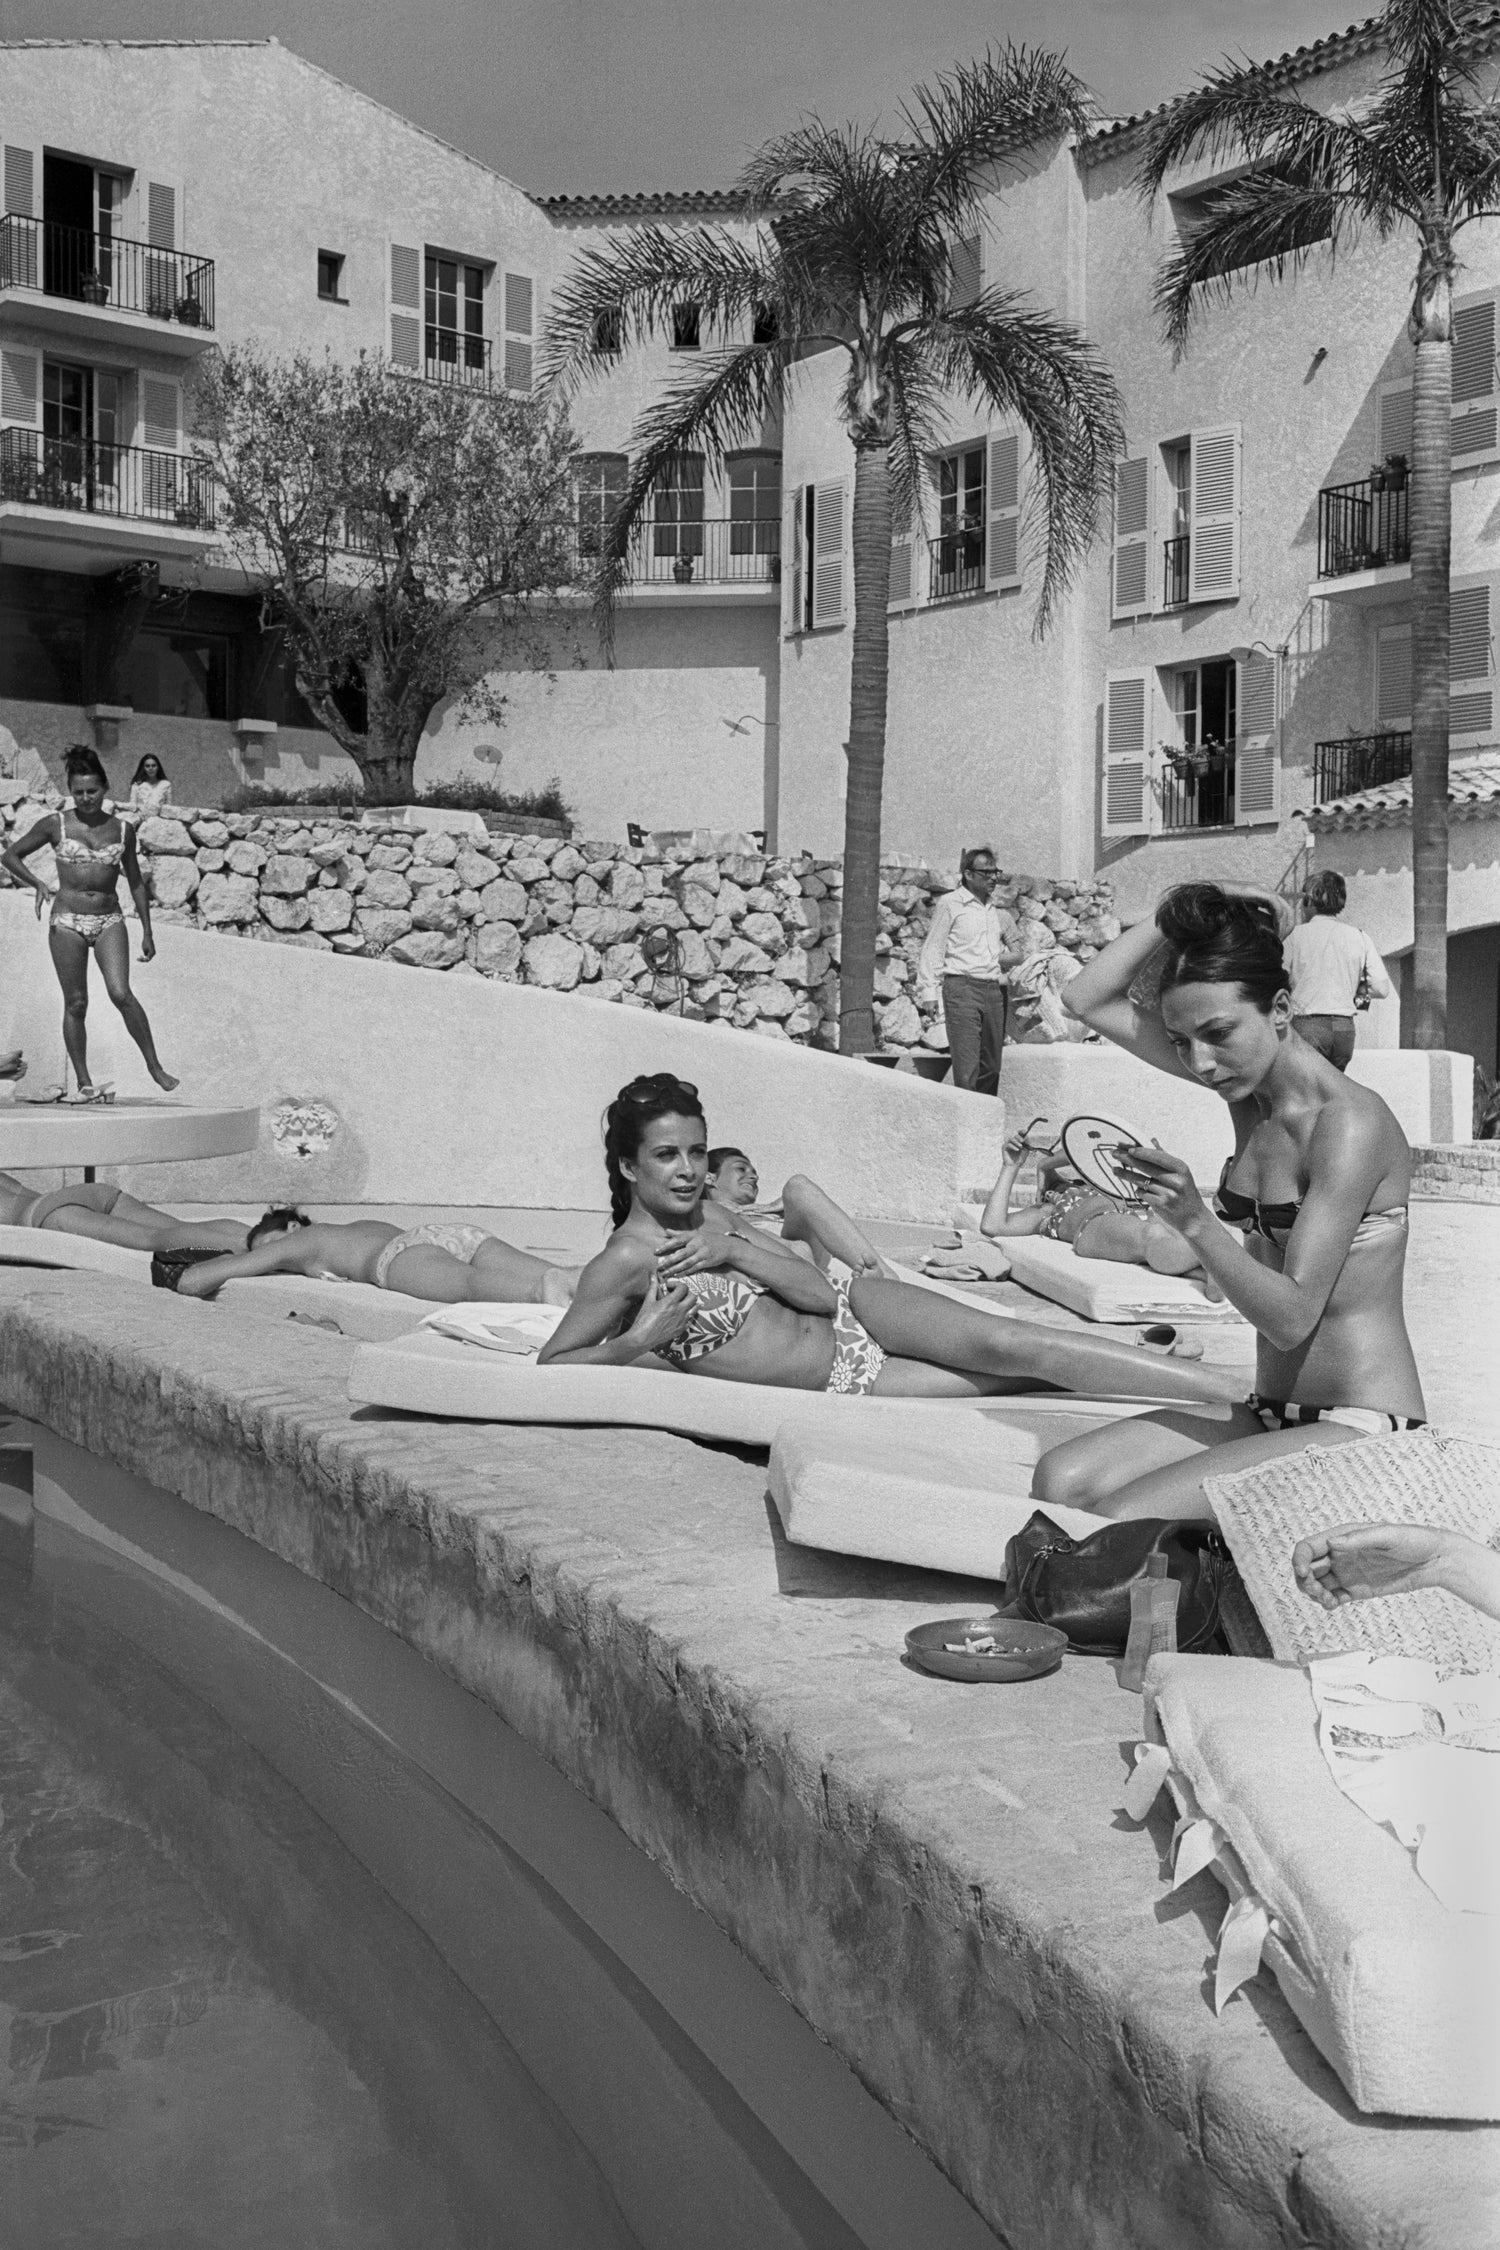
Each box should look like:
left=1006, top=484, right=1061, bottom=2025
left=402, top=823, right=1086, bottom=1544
left=64, top=744, right=108, bottom=791
left=603, top=1073, right=705, bottom=1228
left=1156, top=883, right=1288, bottom=1012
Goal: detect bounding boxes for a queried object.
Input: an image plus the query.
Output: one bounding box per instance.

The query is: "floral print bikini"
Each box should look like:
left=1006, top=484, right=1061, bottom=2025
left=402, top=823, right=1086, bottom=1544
left=52, top=820, right=127, bottom=943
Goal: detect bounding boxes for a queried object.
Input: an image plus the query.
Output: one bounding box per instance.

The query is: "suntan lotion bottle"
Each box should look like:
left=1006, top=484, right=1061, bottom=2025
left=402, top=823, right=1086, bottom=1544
left=1118, top=1553, right=1180, bottom=1694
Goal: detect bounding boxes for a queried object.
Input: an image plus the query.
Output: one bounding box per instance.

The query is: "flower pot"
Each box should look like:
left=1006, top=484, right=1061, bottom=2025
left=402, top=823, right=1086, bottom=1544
left=672, top=557, right=695, bottom=584
left=81, top=278, right=109, bottom=306
left=1368, top=470, right=1388, bottom=493
left=175, top=297, right=203, bottom=327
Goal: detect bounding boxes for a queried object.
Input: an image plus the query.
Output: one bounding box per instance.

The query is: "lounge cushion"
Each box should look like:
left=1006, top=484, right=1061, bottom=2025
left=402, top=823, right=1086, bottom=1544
left=0, top=1222, right=149, bottom=1283
left=1144, top=1654, right=1500, bottom=2119
left=998, top=1233, right=1243, bottom=1324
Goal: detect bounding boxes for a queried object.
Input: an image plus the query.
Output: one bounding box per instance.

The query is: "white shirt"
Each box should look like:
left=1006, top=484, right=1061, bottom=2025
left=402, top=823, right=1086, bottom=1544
left=918, top=888, right=1009, bottom=989
left=1283, top=916, right=1392, bottom=1018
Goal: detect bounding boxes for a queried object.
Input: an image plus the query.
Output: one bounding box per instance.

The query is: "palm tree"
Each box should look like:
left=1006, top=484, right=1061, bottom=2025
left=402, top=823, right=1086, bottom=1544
left=1141, top=0, right=1500, bottom=1049
left=545, top=49, right=1123, bottom=1054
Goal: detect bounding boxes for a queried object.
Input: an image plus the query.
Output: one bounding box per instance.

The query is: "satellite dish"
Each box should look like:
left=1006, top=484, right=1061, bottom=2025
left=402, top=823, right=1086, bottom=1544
left=1059, top=1111, right=1148, bottom=1200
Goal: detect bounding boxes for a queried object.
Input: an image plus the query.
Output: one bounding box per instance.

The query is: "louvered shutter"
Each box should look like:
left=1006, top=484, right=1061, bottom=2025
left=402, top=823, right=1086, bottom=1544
left=504, top=271, right=534, bottom=391
left=1101, top=669, right=1153, bottom=838
left=387, top=241, right=421, bottom=369
left=986, top=431, right=1021, bottom=591
left=1187, top=424, right=1240, bottom=601
left=888, top=503, right=918, bottom=610
left=1450, top=580, right=1494, bottom=745
left=785, top=489, right=804, bottom=634
left=0, top=344, right=41, bottom=427
left=2, top=145, right=37, bottom=288
left=949, top=232, right=982, bottom=309
left=142, top=377, right=181, bottom=451
left=1111, top=454, right=1151, bottom=618
left=1377, top=380, right=1413, bottom=466
left=1374, top=625, right=1412, bottom=726
left=810, top=478, right=847, bottom=628
left=146, top=179, right=179, bottom=249
left=141, top=177, right=183, bottom=318
left=1451, top=294, right=1500, bottom=466
left=1234, top=650, right=1280, bottom=826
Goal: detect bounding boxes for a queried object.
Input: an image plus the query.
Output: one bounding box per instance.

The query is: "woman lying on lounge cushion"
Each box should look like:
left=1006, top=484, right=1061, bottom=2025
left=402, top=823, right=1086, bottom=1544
left=536, top=1074, right=1241, bottom=1404
left=978, top=1122, right=1220, bottom=1285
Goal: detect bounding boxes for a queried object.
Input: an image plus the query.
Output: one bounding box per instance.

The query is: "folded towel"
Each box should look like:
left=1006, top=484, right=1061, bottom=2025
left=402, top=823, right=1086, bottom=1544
left=922, top=1236, right=1013, bottom=1282
left=418, top=1301, right=568, bottom=1356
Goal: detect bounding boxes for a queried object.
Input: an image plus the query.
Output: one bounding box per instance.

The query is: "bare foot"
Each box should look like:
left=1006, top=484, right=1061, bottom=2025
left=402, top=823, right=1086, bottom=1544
left=0, top=1051, right=24, bottom=1082
left=150, top=1064, right=180, bottom=1091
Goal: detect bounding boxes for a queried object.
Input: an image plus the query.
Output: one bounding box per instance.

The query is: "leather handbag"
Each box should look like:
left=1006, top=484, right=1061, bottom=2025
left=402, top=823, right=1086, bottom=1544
left=1000, top=1509, right=1230, bottom=1657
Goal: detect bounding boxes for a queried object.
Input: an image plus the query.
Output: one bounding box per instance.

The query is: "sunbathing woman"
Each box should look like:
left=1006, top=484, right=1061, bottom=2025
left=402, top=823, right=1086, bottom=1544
left=537, top=1074, right=1242, bottom=1402
left=0, top=1169, right=250, bottom=1253
left=707, top=1146, right=897, bottom=1277
left=1030, top=883, right=1422, bottom=1523
left=177, top=1209, right=576, bottom=1304
left=980, top=1121, right=1214, bottom=1279
left=1, top=745, right=177, bottom=1098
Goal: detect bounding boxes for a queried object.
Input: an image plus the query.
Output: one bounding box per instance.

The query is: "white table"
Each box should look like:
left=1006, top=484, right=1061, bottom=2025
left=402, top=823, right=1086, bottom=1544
left=0, top=1100, right=259, bottom=1181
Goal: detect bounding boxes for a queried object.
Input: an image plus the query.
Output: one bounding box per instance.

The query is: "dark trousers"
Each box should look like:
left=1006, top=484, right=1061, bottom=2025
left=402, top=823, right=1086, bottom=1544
left=943, top=974, right=1009, bottom=1095
left=1293, top=1013, right=1355, bottom=1070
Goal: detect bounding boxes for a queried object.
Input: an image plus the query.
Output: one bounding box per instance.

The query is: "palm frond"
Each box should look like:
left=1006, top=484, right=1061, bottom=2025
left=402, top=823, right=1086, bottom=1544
left=899, top=45, right=1096, bottom=231
left=542, top=225, right=773, bottom=393
left=913, top=292, right=1124, bottom=631
left=1137, top=66, right=1395, bottom=210
left=881, top=341, right=952, bottom=536
left=1154, top=172, right=1365, bottom=356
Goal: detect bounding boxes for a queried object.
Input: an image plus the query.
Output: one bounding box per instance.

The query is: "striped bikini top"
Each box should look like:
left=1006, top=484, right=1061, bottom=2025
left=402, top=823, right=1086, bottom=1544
left=658, top=1271, right=763, bottom=1367
left=1214, top=1161, right=1406, bottom=1249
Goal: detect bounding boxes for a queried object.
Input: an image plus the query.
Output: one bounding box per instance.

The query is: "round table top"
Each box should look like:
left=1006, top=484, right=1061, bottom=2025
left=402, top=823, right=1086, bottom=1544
left=0, top=1099, right=260, bottom=1169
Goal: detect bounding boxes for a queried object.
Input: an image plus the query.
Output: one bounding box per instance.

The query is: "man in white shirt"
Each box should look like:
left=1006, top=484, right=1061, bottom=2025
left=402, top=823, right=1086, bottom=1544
left=1282, top=871, right=1392, bottom=1070
left=917, top=845, right=1015, bottom=1093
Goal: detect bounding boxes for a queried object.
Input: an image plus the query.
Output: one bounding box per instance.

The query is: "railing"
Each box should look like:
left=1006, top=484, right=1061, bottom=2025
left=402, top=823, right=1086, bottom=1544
left=578, top=516, right=781, bottom=586
left=1162, top=533, right=1190, bottom=607
left=0, top=215, right=214, bottom=329
left=929, top=523, right=984, bottom=601
left=1316, top=476, right=1410, bottom=578
left=0, top=428, right=218, bottom=529
left=424, top=328, right=492, bottom=389
left=1158, top=748, right=1236, bottom=830
left=1313, top=731, right=1412, bottom=804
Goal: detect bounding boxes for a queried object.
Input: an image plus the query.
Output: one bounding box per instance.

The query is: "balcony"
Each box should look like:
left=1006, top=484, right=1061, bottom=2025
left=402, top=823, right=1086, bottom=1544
left=0, top=428, right=220, bottom=563
left=1162, top=533, right=1190, bottom=608
left=576, top=515, right=781, bottom=595
left=1313, top=731, right=1412, bottom=804
left=928, top=522, right=984, bottom=602
left=0, top=216, right=215, bottom=354
left=424, top=327, right=493, bottom=390
left=1313, top=474, right=1411, bottom=605
left=1158, top=744, right=1236, bottom=830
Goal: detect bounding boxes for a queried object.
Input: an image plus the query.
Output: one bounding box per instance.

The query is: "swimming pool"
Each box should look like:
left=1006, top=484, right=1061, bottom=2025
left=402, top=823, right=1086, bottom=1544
left=0, top=1427, right=1001, bottom=2250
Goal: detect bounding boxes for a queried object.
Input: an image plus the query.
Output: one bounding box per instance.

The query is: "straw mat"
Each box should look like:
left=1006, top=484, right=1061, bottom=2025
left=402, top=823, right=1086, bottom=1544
left=1205, top=1431, right=1500, bottom=1673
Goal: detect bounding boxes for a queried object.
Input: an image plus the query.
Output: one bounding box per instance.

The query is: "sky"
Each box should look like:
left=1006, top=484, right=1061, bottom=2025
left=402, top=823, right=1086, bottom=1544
left=0, top=0, right=1358, bottom=196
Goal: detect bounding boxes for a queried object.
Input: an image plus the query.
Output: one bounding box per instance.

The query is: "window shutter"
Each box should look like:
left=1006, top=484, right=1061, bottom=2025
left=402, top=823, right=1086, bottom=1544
left=949, top=232, right=982, bottom=309
left=1375, top=625, right=1412, bottom=726
left=785, top=490, right=804, bottom=634
left=146, top=179, right=179, bottom=249
left=1450, top=579, right=1493, bottom=745
left=1187, top=423, right=1240, bottom=601
left=810, top=478, right=847, bottom=627
left=387, top=241, right=421, bottom=369
left=3, top=144, right=35, bottom=215
left=1451, top=294, right=1499, bottom=466
left=1234, top=649, right=1280, bottom=826
left=1101, top=669, right=1153, bottom=838
left=888, top=512, right=918, bottom=610
left=986, top=431, right=1021, bottom=591
left=2, top=147, right=37, bottom=288
left=1377, top=379, right=1413, bottom=465
left=504, top=271, right=534, bottom=391
left=1111, top=454, right=1151, bottom=618
left=0, top=344, right=41, bottom=427
left=142, top=377, right=181, bottom=452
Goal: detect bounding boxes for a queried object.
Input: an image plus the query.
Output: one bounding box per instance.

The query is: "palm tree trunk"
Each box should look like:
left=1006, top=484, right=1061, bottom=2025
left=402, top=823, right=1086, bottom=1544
left=838, top=439, right=892, bottom=1054
left=1408, top=330, right=1451, bottom=1048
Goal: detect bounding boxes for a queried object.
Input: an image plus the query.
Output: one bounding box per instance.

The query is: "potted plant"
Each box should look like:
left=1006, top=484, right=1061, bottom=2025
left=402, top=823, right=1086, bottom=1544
left=1368, top=461, right=1389, bottom=492
left=81, top=274, right=109, bottom=306
left=672, top=553, right=695, bottom=584
left=1384, top=452, right=1409, bottom=491
left=175, top=293, right=203, bottom=327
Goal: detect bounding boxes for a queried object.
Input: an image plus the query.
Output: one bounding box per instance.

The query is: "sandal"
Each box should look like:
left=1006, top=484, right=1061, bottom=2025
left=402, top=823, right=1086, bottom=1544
left=1135, top=1323, right=1204, bottom=1361
left=66, top=1082, right=115, bottom=1105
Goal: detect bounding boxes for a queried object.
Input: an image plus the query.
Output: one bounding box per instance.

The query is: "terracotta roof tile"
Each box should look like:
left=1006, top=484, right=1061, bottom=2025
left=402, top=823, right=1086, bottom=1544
left=1306, top=748, right=1500, bottom=830
left=543, top=189, right=745, bottom=221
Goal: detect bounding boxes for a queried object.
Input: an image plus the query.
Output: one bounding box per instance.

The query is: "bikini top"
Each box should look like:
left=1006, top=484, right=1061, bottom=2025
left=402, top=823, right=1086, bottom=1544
left=657, top=1270, right=763, bottom=1367
left=55, top=817, right=125, bottom=867
left=1214, top=1161, right=1407, bottom=1248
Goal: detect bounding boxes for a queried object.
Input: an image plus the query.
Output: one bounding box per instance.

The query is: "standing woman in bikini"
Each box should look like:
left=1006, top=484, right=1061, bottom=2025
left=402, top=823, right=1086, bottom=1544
left=539, top=1073, right=1242, bottom=1404
left=1, top=745, right=177, bottom=1098
left=1031, top=883, right=1421, bottom=1521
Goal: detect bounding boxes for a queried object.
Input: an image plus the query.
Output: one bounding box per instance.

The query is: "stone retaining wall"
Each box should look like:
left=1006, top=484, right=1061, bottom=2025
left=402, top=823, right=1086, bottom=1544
left=0, top=799, right=1119, bottom=1052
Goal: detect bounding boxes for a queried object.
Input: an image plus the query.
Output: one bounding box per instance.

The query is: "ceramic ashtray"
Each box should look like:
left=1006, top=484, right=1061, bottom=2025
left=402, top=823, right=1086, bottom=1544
left=904, top=1615, right=1066, bottom=1683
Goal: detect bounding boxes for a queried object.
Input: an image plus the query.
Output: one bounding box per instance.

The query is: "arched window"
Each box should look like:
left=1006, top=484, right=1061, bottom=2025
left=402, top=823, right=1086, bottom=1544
left=652, top=452, right=705, bottom=561
left=728, top=453, right=781, bottom=559
left=577, top=453, right=627, bottom=557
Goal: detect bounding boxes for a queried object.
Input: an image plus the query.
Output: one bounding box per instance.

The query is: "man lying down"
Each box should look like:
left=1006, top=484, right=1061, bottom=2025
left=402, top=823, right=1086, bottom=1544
left=172, top=1210, right=576, bottom=1305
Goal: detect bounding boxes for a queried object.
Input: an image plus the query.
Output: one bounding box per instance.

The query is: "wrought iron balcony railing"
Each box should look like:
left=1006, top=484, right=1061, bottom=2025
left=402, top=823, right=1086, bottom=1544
left=928, top=521, right=984, bottom=601
left=577, top=515, right=781, bottom=586
left=0, top=427, right=218, bottom=529
left=1316, top=475, right=1410, bottom=578
left=1158, top=744, right=1236, bottom=830
left=424, top=327, right=492, bottom=388
left=1162, top=533, right=1190, bottom=607
left=0, top=215, right=215, bottom=328
left=1313, top=731, right=1412, bottom=803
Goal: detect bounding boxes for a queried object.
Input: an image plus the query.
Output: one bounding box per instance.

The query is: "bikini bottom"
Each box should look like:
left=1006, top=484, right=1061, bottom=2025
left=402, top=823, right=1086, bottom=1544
left=1248, top=1395, right=1426, bottom=1437
left=826, top=1278, right=886, bottom=1396
left=25, top=1183, right=124, bottom=1228
left=373, top=1222, right=490, bottom=1290
left=52, top=906, right=125, bottom=944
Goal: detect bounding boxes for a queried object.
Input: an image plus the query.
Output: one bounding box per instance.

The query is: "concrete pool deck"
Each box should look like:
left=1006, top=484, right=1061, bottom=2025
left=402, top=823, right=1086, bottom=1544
left=1, top=1272, right=1495, bottom=2248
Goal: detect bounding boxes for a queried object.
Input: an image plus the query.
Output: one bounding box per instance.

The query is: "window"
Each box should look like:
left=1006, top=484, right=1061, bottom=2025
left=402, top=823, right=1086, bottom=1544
left=932, top=445, right=986, bottom=598
left=652, top=453, right=704, bottom=560
left=1162, top=440, right=1191, bottom=604
left=318, top=250, right=346, bottom=302
left=1168, top=165, right=1331, bottom=280
left=728, top=454, right=780, bottom=556
left=671, top=302, right=701, bottom=351
left=577, top=453, right=627, bottom=557
left=785, top=481, right=848, bottom=632
left=752, top=302, right=777, bottom=345
left=1124, top=425, right=1240, bottom=612
left=122, top=630, right=230, bottom=721
left=592, top=307, right=622, bottom=355
left=425, top=252, right=486, bottom=376
left=0, top=605, right=84, bottom=703
left=1163, top=659, right=1238, bottom=828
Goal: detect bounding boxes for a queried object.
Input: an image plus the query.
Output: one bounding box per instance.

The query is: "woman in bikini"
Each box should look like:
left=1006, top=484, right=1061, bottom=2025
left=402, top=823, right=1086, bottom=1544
left=1, top=745, right=177, bottom=1098
left=0, top=1170, right=249, bottom=1254
left=537, top=1073, right=1244, bottom=1403
left=979, top=1122, right=1213, bottom=1278
left=176, top=1209, right=576, bottom=1304
left=1030, top=883, right=1422, bottom=1522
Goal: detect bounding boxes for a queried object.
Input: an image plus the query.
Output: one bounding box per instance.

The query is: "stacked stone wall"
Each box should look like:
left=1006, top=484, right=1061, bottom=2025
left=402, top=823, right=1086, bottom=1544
left=0, top=801, right=1119, bottom=1050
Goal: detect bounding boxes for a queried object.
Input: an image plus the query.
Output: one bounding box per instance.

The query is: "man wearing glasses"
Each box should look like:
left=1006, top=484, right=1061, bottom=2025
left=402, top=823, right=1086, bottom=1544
left=916, top=846, right=1014, bottom=1095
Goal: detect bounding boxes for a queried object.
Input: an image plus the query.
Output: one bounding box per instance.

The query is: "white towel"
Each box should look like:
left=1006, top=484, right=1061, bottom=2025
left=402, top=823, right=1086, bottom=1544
left=417, top=1301, right=568, bottom=1356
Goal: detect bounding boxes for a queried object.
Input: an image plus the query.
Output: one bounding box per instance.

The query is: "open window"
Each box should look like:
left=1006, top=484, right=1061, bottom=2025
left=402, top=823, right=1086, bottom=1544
left=1168, top=165, right=1332, bottom=279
